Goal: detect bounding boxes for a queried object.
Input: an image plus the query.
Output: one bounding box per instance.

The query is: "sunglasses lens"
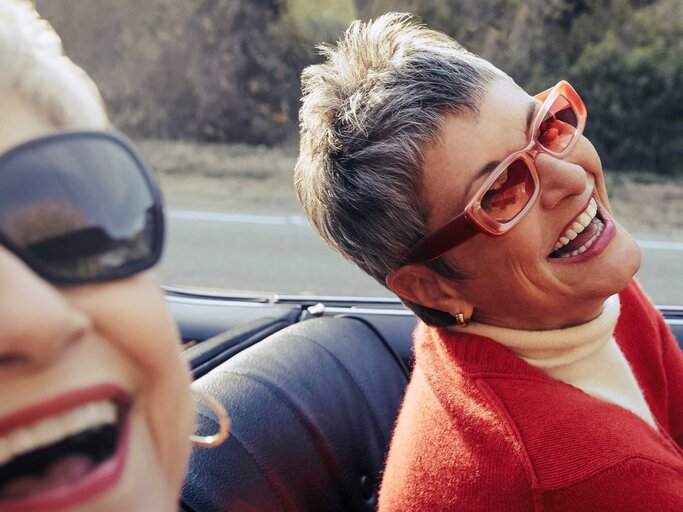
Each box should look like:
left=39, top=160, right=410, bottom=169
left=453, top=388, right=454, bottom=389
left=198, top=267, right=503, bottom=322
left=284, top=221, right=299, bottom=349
left=480, top=158, right=535, bottom=223
left=0, top=135, right=161, bottom=283
left=537, top=94, right=578, bottom=153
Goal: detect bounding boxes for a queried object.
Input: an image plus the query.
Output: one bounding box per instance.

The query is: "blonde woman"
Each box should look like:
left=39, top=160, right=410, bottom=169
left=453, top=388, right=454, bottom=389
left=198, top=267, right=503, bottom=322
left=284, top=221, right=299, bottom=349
left=0, top=1, right=226, bottom=510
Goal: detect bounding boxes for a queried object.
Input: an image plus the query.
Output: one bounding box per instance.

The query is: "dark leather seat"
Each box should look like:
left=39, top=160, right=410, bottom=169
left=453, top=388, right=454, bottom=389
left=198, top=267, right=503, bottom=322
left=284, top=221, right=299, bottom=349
left=180, top=316, right=409, bottom=512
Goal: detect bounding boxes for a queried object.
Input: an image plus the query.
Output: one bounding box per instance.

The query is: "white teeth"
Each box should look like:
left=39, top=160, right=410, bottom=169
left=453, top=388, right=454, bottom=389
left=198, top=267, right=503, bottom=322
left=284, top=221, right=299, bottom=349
left=0, top=400, right=117, bottom=466
left=557, top=220, right=604, bottom=258
left=9, top=431, right=33, bottom=456
left=587, top=202, right=597, bottom=218
left=577, top=212, right=592, bottom=227
left=552, top=198, right=600, bottom=253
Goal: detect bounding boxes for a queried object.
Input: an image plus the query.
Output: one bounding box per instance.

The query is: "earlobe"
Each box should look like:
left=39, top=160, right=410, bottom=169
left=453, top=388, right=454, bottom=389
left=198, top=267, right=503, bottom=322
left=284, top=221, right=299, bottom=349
left=386, top=265, right=474, bottom=320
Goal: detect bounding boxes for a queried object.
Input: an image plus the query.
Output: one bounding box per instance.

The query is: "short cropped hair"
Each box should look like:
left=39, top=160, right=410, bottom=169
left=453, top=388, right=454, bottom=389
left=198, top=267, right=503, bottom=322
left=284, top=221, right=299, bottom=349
left=0, top=0, right=108, bottom=128
left=294, top=12, right=504, bottom=326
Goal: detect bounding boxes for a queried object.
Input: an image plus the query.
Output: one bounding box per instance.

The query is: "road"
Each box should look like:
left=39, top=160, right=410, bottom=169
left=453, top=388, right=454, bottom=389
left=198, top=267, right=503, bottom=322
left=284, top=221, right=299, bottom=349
left=157, top=209, right=683, bottom=305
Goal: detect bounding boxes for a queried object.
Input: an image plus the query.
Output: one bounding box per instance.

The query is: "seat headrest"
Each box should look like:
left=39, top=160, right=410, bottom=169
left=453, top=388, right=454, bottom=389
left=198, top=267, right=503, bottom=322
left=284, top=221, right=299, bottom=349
left=181, top=316, right=409, bottom=512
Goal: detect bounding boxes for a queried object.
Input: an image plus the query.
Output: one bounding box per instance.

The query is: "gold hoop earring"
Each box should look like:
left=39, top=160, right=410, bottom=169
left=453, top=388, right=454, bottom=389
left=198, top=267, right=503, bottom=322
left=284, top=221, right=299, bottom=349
left=455, top=313, right=469, bottom=328
left=190, top=389, right=230, bottom=448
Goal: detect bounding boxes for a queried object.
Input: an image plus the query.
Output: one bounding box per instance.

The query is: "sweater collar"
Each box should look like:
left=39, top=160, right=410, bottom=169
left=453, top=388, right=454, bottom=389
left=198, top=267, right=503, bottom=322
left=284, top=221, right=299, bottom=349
left=418, top=295, right=620, bottom=379
left=446, top=295, right=620, bottom=370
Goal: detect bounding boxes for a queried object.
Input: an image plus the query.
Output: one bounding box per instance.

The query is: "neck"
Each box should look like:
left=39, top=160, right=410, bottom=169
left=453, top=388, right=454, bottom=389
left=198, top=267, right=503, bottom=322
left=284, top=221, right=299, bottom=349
left=450, top=295, right=620, bottom=368
left=472, top=300, right=608, bottom=331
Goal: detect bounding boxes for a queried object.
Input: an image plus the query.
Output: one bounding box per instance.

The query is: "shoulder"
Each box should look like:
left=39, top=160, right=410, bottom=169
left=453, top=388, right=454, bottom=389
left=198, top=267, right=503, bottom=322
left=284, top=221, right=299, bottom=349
left=379, top=355, right=536, bottom=511
left=616, top=280, right=676, bottom=410
left=617, top=279, right=666, bottom=337
left=616, top=280, right=678, bottom=359
left=382, top=317, right=683, bottom=511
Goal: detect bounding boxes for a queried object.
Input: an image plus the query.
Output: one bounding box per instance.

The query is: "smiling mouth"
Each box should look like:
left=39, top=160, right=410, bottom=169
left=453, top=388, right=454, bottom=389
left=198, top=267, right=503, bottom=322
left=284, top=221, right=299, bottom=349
left=0, top=387, right=130, bottom=509
left=549, top=197, right=605, bottom=259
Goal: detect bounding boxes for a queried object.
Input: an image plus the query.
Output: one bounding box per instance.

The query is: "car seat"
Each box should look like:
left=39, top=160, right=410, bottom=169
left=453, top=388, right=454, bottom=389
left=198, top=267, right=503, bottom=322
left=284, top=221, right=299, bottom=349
left=180, top=316, right=410, bottom=512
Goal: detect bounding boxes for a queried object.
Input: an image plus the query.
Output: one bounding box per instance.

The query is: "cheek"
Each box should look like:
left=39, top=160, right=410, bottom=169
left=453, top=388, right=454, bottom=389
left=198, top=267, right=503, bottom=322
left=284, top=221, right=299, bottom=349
left=574, top=137, right=610, bottom=209
left=449, top=221, right=550, bottom=300
left=144, top=353, right=193, bottom=489
left=457, top=222, right=545, bottom=275
left=72, top=277, right=194, bottom=486
left=115, top=290, right=194, bottom=484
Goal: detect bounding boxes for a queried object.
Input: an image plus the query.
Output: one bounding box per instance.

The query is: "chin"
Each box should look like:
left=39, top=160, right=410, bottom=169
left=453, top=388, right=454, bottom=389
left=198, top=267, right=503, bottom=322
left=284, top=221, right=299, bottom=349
left=596, top=222, right=641, bottom=298
left=548, top=207, right=640, bottom=304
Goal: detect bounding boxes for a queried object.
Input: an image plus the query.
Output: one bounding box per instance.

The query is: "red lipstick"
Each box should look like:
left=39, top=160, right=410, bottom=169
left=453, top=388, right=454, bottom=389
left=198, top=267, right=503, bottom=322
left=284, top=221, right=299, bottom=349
left=0, top=384, right=131, bottom=511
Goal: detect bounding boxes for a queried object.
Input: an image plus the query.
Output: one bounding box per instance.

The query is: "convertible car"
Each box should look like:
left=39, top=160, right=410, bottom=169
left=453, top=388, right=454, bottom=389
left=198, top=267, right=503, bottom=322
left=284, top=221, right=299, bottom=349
left=172, top=285, right=683, bottom=512
left=14, top=3, right=683, bottom=511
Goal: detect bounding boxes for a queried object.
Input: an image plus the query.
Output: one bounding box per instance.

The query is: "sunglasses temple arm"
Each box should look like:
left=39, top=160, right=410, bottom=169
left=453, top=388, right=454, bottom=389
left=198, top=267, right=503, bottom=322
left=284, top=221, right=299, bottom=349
left=405, top=213, right=479, bottom=264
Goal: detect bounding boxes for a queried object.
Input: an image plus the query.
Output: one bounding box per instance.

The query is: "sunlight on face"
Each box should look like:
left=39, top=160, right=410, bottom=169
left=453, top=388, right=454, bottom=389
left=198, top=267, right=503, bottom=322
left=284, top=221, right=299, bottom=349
left=419, top=78, right=640, bottom=329
left=0, top=93, right=194, bottom=511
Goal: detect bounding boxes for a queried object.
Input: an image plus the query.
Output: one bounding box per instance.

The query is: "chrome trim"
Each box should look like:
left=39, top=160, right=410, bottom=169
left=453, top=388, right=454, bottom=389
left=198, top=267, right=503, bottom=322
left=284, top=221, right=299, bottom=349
left=163, top=284, right=401, bottom=306
left=164, top=286, right=683, bottom=321
left=324, top=306, right=415, bottom=317
left=657, top=304, right=683, bottom=311
left=165, top=295, right=295, bottom=309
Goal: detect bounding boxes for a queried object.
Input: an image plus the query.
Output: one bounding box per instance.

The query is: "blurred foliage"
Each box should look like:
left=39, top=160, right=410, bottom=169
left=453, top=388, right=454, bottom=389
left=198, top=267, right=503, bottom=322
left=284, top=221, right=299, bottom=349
left=570, top=0, right=683, bottom=173
left=36, top=0, right=683, bottom=173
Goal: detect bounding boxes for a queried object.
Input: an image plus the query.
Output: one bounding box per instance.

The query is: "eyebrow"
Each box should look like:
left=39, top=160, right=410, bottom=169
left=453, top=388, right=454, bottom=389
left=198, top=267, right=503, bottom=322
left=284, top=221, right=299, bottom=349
left=462, top=100, right=540, bottom=200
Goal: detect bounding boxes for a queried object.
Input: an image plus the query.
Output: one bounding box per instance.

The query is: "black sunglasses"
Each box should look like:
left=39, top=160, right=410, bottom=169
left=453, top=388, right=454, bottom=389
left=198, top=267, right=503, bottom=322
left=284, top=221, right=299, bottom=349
left=0, top=130, right=164, bottom=285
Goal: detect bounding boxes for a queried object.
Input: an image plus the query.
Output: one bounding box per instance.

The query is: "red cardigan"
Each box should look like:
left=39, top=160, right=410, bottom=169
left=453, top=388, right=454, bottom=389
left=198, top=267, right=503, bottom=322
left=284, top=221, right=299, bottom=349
left=379, top=281, right=683, bottom=511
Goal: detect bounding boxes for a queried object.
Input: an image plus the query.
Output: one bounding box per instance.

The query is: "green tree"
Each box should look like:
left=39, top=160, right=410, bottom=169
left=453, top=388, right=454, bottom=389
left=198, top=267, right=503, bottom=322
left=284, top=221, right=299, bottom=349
left=35, top=0, right=683, bottom=167
left=571, top=0, right=683, bottom=173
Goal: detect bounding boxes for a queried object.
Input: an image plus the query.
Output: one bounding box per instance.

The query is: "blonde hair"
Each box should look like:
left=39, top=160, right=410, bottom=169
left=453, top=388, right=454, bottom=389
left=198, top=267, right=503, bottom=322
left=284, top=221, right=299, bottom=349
left=0, top=0, right=108, bottom=129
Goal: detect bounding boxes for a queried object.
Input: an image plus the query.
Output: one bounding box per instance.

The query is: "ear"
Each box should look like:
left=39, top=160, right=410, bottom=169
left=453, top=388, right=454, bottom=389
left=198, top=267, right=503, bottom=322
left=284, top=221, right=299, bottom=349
left=386, top=264, right=474, bottom=319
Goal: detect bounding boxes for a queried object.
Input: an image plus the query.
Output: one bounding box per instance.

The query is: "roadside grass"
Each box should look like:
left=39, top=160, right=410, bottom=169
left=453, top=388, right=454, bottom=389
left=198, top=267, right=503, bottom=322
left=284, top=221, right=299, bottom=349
left=604, top=169, right=683, bottom=237
left=605, top=169, right=683, bottom=187
left=137, top=139, right=299, bottom=213
left=138, top=139, right=683, bottom=238
left=137, top=139, right=297, bottom=181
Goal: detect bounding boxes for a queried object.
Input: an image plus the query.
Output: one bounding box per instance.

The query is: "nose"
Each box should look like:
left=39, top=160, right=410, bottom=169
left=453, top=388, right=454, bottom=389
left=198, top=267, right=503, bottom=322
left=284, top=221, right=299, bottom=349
left=0, top=248, right=89, bottom=370
left=535, top=151, right=589, bottom=210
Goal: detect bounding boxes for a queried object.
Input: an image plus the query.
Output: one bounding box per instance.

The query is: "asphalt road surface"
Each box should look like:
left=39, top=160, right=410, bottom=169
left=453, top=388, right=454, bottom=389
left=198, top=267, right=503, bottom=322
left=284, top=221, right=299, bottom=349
left=157, top=209, right=683, bottom=305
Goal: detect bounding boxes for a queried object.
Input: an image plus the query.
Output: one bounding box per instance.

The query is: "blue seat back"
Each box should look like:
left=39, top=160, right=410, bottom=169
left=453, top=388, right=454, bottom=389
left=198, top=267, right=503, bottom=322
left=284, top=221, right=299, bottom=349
left=181, top=316, right=409, bottom=512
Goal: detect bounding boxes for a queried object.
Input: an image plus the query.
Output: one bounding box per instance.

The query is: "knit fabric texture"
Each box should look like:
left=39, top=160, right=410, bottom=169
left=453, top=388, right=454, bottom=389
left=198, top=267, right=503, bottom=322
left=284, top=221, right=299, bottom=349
left=453, top=294, right=656, bottom=428
left=378, top=280, right=683, bottom=511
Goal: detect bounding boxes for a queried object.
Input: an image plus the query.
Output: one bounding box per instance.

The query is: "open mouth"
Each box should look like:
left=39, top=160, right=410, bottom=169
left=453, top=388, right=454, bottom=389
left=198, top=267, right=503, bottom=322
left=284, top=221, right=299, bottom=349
left=0, top=386, right=130, bottom=510
left=549, top=197, right=606, bottom=259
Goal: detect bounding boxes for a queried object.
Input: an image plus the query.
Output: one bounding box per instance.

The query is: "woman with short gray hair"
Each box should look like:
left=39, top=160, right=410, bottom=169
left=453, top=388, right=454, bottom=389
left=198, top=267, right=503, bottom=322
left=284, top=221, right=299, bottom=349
left=295, top=12, right=683, bottom=511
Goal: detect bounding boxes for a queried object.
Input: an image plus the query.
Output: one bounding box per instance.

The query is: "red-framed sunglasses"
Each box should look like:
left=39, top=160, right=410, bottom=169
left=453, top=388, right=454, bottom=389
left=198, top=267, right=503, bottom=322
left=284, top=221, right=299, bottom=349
left=405, top=80, right=587, bottom=264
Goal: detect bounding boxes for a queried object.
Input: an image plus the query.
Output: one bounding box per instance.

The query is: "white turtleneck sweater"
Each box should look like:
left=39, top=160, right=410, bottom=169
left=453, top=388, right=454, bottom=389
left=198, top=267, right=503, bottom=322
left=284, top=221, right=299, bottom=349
left=452, top=295, right=657, bottom=429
